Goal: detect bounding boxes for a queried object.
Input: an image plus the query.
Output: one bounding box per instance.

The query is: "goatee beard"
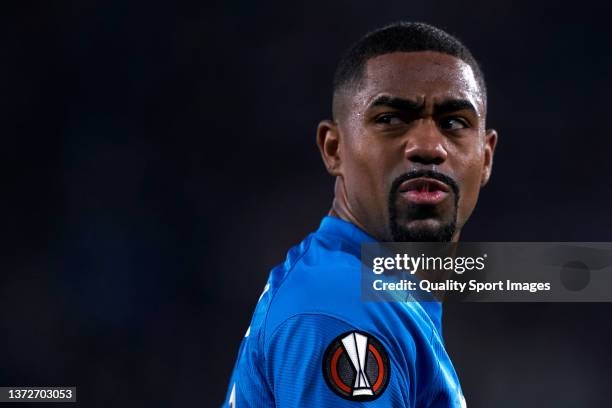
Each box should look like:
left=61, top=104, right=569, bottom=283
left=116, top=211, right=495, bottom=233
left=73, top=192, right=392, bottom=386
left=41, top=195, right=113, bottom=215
left=388, top=170, right=460, bottom=242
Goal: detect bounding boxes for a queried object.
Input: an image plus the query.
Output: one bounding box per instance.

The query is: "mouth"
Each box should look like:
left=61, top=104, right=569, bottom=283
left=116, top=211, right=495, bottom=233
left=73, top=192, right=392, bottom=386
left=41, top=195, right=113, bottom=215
left=397, top=177, right=451, bottom=206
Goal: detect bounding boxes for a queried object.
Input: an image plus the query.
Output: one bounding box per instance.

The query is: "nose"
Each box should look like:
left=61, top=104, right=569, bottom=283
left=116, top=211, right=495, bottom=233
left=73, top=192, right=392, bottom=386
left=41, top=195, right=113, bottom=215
left=403, top=120, right=448, bottom=166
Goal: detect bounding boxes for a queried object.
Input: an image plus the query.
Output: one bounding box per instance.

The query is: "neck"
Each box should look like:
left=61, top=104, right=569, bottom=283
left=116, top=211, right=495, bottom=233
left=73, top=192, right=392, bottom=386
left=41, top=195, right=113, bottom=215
left=328, top=177, right=384, bottom=240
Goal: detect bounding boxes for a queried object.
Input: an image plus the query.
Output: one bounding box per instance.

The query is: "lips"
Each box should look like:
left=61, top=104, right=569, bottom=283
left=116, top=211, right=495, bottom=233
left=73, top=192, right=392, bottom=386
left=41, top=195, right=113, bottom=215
left=398, top=177, right=451, bottom=205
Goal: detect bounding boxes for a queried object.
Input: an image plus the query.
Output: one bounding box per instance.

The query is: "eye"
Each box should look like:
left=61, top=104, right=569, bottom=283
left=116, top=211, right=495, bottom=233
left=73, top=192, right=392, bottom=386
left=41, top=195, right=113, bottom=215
left=375, top=113, right=405, bottom=126
left=439, top=117, right=468, bottom=130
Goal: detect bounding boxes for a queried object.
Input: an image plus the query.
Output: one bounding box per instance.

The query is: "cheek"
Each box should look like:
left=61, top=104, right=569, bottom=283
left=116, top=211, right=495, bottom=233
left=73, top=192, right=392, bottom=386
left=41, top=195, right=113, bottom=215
left=342, top=138, right=395, bottom=219
left=345, top=143, right=386, bottom=199
left=455, top=153, right=485, bottom=226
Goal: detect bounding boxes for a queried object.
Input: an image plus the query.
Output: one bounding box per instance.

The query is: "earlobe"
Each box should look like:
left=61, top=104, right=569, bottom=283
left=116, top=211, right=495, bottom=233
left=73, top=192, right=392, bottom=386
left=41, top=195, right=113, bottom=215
left=481, top=129, right=498, bottom=186
left=316, top=120, right=342, bottom=176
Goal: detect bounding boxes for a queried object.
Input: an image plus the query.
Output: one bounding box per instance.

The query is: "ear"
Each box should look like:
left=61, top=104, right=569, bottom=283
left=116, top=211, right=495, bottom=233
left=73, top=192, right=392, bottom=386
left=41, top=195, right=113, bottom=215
left=316, top=119, right=342, bottom=176
left=481, top=128, right=498, bottom=186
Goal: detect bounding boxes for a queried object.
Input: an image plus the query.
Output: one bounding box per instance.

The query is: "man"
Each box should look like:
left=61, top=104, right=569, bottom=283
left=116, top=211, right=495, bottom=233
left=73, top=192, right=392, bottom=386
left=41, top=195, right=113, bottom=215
left=223, top=22, right=497, bottom=407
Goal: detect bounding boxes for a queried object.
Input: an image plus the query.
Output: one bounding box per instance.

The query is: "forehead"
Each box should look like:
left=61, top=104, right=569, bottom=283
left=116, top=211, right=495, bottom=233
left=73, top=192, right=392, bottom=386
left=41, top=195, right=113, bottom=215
left=356, top=51, right=484, bottom=113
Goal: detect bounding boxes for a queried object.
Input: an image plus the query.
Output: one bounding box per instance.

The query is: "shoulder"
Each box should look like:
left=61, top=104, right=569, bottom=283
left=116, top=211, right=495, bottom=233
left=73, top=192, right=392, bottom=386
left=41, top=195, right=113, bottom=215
left=263, top=232, right=365, bottom=338
left=261, top=232, right=433, bottom=352
left=235, top=224, right=444, bottom=405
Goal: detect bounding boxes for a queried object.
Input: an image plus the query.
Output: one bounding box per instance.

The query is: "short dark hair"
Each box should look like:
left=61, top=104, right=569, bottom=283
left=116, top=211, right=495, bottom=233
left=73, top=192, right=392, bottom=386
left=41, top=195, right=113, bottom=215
left=332, top=22, right=486, bottom=116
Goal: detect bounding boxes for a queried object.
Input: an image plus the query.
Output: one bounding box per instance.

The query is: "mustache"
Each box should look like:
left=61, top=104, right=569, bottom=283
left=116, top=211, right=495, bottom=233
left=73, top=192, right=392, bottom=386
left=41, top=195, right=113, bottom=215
left=390, top=169, right=460, bottom=199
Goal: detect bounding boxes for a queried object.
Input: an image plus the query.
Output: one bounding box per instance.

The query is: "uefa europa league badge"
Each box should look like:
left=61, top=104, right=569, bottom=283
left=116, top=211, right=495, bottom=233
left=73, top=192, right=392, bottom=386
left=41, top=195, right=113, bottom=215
left=322, top=331, right=390, bottom=401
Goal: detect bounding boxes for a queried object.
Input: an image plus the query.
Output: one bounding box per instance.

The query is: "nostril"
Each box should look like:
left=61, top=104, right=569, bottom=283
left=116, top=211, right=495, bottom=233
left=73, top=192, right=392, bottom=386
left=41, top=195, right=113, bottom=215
left=407, top=153, right=445, bottom=166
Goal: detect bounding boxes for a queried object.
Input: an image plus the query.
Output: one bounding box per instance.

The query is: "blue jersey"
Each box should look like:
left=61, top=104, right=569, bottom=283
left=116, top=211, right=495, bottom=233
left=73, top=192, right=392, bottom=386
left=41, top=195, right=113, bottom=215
left=222, top=216, right=466, bottom=407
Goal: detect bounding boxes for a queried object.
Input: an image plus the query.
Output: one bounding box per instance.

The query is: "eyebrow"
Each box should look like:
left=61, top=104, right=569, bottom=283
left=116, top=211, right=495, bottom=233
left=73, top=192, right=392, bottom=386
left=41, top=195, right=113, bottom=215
left=369, top=95, right=421, bottom=111
left=368, top=95, right=478, bottom=116
left=435, top=99, right=478, bottom=116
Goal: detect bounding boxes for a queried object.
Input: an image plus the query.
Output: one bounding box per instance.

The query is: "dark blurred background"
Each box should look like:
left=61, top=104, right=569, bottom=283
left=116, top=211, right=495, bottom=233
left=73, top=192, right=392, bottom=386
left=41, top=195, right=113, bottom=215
left=3, top=0, right=612, bottom=406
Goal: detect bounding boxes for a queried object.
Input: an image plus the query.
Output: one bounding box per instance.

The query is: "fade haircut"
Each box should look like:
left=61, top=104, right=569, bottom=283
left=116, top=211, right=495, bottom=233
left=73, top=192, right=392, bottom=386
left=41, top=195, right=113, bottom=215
left=332, top=22, right=486, bottom=118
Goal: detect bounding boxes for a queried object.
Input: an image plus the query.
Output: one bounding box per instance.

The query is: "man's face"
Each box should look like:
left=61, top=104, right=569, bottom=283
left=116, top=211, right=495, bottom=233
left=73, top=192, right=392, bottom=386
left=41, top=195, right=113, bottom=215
left=330, top=51, right=496, bottom=241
